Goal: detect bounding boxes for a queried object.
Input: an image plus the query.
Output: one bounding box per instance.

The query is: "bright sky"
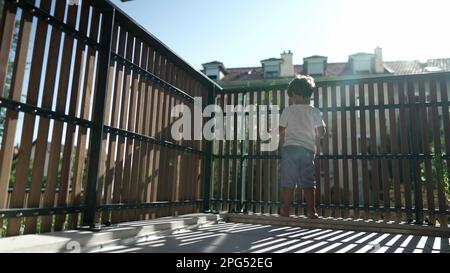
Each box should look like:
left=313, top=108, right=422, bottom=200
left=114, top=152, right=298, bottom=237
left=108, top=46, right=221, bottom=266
left=111, top=0, right=449, bottom=69
left=5, top=1, right=450, bottom=150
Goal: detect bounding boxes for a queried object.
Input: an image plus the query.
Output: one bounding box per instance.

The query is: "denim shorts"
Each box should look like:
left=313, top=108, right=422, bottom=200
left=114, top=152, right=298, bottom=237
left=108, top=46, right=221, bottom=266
left=280, top=145, right=316, bottom=189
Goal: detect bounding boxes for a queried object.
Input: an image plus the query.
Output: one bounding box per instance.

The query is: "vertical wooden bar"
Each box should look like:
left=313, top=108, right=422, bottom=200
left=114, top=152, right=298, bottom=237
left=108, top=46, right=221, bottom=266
left=429, top=79, right=442, bottom=225
left=322, top=86, right=331, bottom=217
left=36, top=0, right=68, bottom=233
left=0, top=0, right=17, bottom=98
left=368, top=82, right=381, bottom=220
left=388, top=81, right=402, bottom=221
left=0, top=0, right=18, bottom=236
left=130, top=42, right=148, bottom=221
left=398, top=80, right=413, bottom=222
left=263, top=91, right=268, bottom=213
left=378, top=81, right=391, bottom=221
left=331, top=85, right=340, bottom=218
left=111, top=32, right=134, bottom=224
left=246, top=92, right=254, bottom=213
left=70, top=8, right=102, bottom=229
left=231, top=93, right=238, bottom=212
left=102, top=26, right=126, bottom=224
left=349, top=84, right=359, bottom=218
left=54, top=0, right=90, bottom=230
left=270, top=90, right=279, bottom=215
left=359, top=83, right=370, bottom=219
left=0, top=0, right=35, bottom=236
left=47, top=4, right=81, bottom=231
left=94, top=23, right=119, bottom=224
left=255, top=91, right=262, bottom=213
left=314, top=87, right=321, bottom=215
left=150, top=52, right=162, bottom=218
left=408, top=80, right=423, bottom=223
left=121, top=38, right=142, bottom=222
left=418, top=80, right=434, bottom=224
left=340, top=84, right=350, bottom=218
left=9, top=0, right=52, bottom=234
left=217, top=93, right=224, bottom=211
left=223, top=93, right=230, bottom=211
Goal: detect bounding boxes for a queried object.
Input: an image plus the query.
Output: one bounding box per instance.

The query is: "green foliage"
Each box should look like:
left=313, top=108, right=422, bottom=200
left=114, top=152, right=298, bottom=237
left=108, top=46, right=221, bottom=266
left=432, top=154, right=450, bottom=201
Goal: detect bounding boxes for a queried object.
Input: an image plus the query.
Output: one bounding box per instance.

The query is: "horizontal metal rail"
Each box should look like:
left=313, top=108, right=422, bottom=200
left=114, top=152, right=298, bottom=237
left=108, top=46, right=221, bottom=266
left=112, top=53, right=201, bottom=103
left=0, top=96, right=93, bottom=128
left=212, top=154, right=450, bottom=160
left=14, top=0, right=102, bottom=50
left=104, top=125, right=206, bottom=156
left=211, top=199, right=450, bottom=215
left=0, top=200, right=204, bottom=219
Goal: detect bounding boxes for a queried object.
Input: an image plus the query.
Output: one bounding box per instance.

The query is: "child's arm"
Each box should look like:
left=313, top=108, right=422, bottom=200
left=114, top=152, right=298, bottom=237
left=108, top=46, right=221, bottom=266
left=279, top=126, right=286, bottom=147
left=315, top=126, right=326, bottom=138
left=315, top=126, right=326, bottom=154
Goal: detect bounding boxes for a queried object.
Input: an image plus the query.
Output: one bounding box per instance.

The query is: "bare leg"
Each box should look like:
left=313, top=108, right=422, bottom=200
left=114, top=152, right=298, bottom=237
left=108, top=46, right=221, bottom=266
left=282, top=187, right=294, bottom=217
left=304, top=188, right=318, bottom=219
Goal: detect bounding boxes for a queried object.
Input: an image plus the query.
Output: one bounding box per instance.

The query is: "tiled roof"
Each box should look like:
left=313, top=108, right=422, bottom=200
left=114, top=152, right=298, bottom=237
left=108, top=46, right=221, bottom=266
left=217, top=58, right=450, bottom=82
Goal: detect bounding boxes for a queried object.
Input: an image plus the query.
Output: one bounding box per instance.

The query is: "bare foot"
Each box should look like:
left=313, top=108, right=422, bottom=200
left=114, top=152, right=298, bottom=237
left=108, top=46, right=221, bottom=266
left=308, top=213, right=319, bottom=219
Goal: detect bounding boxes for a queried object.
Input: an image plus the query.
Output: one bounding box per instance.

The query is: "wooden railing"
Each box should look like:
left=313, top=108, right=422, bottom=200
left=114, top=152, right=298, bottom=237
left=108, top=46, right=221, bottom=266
left=211, top=73, right=450, bottom=229
left=0, top=0, right=219, bottom=237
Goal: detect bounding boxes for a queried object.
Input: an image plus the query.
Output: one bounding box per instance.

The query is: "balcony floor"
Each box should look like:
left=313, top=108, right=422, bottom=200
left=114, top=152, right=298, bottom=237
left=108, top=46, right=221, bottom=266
left=94, top=220, right=450, bottom=253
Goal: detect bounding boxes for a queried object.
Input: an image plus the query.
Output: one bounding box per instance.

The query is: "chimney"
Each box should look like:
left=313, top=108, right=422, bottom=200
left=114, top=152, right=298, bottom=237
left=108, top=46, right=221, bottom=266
left=374, top=47, right=384, bottom=74
left=280, top=50, right=294, bottom=77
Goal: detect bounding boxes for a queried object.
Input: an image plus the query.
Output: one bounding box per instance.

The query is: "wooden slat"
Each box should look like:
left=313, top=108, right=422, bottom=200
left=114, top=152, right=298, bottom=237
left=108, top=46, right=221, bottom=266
left=331, top=85, right=340, bottom=218
left=111, top=31, right=134, bottom=224
left=143, top=46, right=156, bottom=219
left=69, top=8, right=102, bottom=229
left=378, top=82, right=391, bottom=220
left=0, top=0, right=18, bottom=237
left=45, top=4, right=80, bottom=231
left=223, top=94, right=231, bottom=211
left=94, top=23, right=119, bottom=224
left=101, top=25, right=123, bottom=224
left=0, top=0, right=17, bottom=97
left=8, top=0, right=52, bottom=235
left=134, top=45, right=150, bottom=220
left=313, top=87, right=321, bottom=213
left=0, top=0, right=35, bottom=236
left=255, top=91, right=262, bottom=213
left=418, top=80, right=434, bottom=224
left=149, top=51, right=163, bottom=218
left=108, top=28, right=128, bottom=224
left=368, top=82, right=381, bottom=220
left=429, top=79, right=443, bottom=225
left=121, top=37, right=142, bottom=222
left=217, top=94, right=224, bottom=211
left=245, top=92, right=254, bottom=213
left=270, top=90, right=279, bottom=215
left=322, top=86, right=331, bottom=217
left=349, top=84, right=359, bottom=218
left=263, top=91, right=270, bottom=214
left=34, top=0, right=67, bottom=233
left=340, top=85, right=350, bottom=218
left=407, top=80, right=423, bottom=223
left=388, top=81, right=402, bottom=221
left=398, top=80, right=412, bottom=221
left=130, top=41, right=148, bottom=221
left=231, top=93, right=238, bottom=212
left=359, top=83, right=370, bottom=219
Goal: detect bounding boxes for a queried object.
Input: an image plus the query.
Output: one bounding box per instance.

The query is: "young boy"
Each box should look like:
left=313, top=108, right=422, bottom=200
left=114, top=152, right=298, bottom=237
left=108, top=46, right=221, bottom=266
left=279, top=75, right=326, bottom=219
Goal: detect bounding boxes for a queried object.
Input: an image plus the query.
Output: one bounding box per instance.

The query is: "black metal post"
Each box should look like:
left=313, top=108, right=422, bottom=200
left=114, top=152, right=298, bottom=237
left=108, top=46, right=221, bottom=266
left=203, top=84, right=216, bottom=212
left=82, top=6, right=115, bottom=229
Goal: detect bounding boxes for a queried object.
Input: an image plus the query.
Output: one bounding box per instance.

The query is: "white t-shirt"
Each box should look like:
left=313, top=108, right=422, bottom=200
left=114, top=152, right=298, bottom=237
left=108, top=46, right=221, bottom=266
left=279, top=104, right=326, bottom=152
